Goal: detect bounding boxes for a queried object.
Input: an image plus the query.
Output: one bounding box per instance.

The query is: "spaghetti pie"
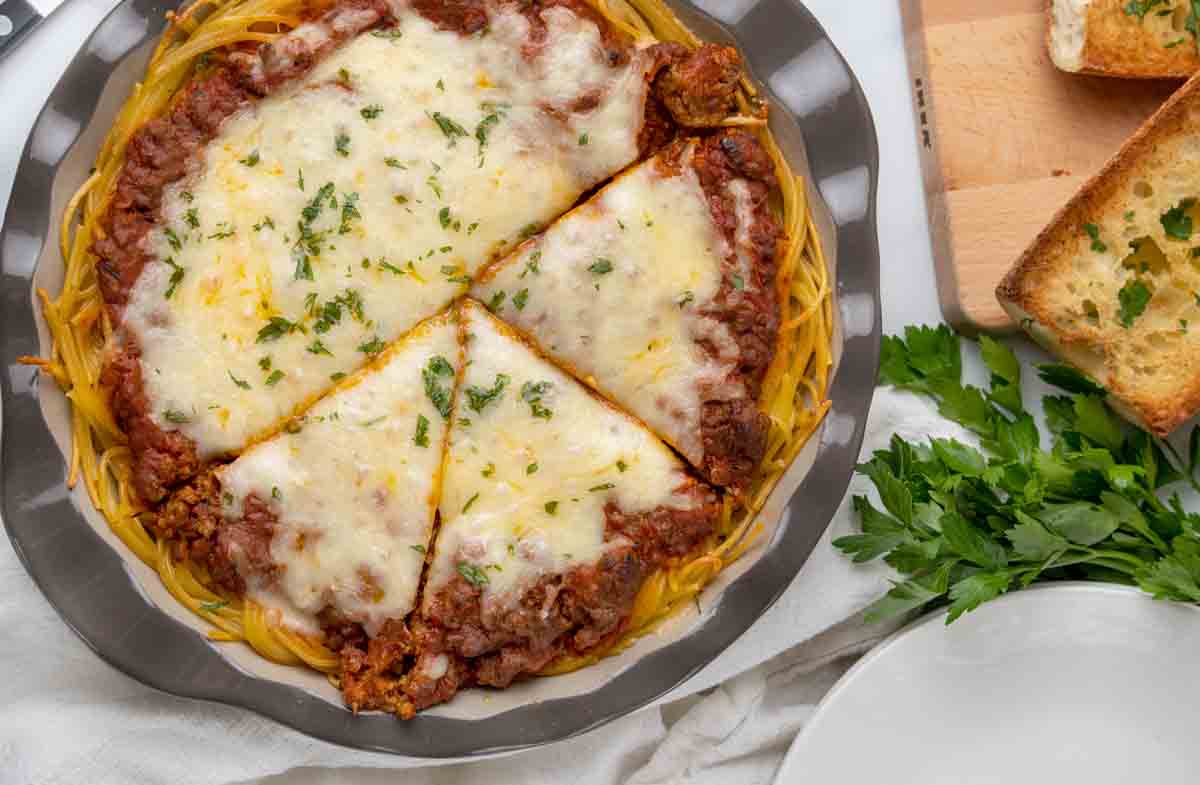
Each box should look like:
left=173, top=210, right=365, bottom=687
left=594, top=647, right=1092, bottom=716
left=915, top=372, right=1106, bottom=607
left=28, top=0, right=835, bottom=718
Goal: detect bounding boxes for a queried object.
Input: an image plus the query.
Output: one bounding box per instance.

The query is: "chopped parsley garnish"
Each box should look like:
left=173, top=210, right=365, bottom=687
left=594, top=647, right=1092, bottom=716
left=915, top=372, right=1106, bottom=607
left=163, top=257, right=185, bottom=299
left=426, top=174, right=443, bottom=199
left=411, top=544, right=427, bottom=554
left=256, top=316, right=301, bottom=343
left=414, top=413, right=431, bottom=447
left=311, top=289, right=365, bottom=333
left=208, top=222, right=236, bottom=240
left=334, top=131, right=352, bottom=157
left=379, top=259, right=406, bottom=276
left=297, top=169, right=305, bottom=190
left=307, top=339, right=333, bottom=356
left=360, top=104, right=383, bottom=120
left=385, top=157, right=407, bottom=169
left=512, top=288, right=529, bottom=310
left=1083, top=223, right=1107, bottom=253
left=164, top=227, right=182, bottom=251
left=258, top=356, right=272, bottom=371
left=338, top=192, right=361, bottom=235
left=588, top=482, right=616, bottom=492
left=519, top=223, right=541, bottom=239
left=1161, top=198, right=1196, bottom=240
left=330, top=372, right=347, bottom=382
left=438, top=206, right=461, bottom=231
left=228, top=370, right=251, bottom=390
left=362, top=415, right=387, bottom=428
left=544, top=501, right=559, bottom=515
left=520, top=251, right=541, bottom=279
left=441, top=265, right=471, bottom=284
left=462, top=493, right=481, bottom=514
left=265, top=369, right=285, bottom=386
left=475, top=109, right=502, bottom=153
left=677, top=290, right=695, bottom=309
left=437, top=79, right=445, bottom=91
left=481, top=462, right=496, bottom=478
left=1118, top=278, right=1153, bottom=328
left=252, top=216, right=274, bottom=232
left=617, top=459, right=628, bottom=473
left=181, top=191, right=194, bottom=203
left=588, top=258, right=614, bottom=275
left=271, top=486, right=281, bottom=500
left=429, top=111, right=468, bottom=145
left=185, top=208, right=200, bottom=229
left=358, top=335, right=386, bottom=356
left=1123, top=0, right=1169, bottom=20
left=465, top=373, right=510, bottom=412
left=239, top=149, right=260, bottom=167
left=487, top=290, right=507, bottom=312
left=163, top=409, right=190, bottom=424
left=731, top=274, right=746, bottom=291
left=371, top=27, right=403, bottom=39
left=526, top=462, right=538, bottom=475
left=423, top=355, right=456, bottom=418
left=457, top=560, right=488, bottom=587
left=578, top=132, right=589, bottom=146
left=199, top=600, right=228, bottom=612
left=520, top=380, right=553, bottom=419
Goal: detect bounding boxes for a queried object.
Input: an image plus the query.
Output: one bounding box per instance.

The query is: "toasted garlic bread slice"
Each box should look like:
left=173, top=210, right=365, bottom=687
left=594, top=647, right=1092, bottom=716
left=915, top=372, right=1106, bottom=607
left=1050, top=0, right=1200, bottom=78
left=997, top=72, right=1200, bottom=435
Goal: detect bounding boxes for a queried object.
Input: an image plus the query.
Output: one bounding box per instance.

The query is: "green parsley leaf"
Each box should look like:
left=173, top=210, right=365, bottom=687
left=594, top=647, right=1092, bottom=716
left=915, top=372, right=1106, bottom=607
left=357, top=335, right=386, bottom=356
left=588, top=258, right=614, bottom=276
left=265, top=369, right=285, bottom=386
left=360, top=104, right=383, bottom=120
left=512, top=288, right=529, bottom=310
left=462, top=493, right=480, bottom=514
left=256, top=316, right=300, bottom=343
left=429, top=111, right=468, bottom=145
left=588, top=482, right=615, bottom=492
left=162, top=409, right=190, bottom=424
left=457, top=560, right=489, bottom=587
left=544, top=501, right=559, bottom=515
left=423, top=355, right=456, bottom=418
left=414, top=413, right=431, bottom=447
left=1082, top=222, right=1106, bottom=252
left=239, top=149, right=260, bottom=167
left=465, top=373, right=510, bottom=413
left=1161, top=198, right=1196, bottom=240
left=1118, top=278, right=1153, bottom=328
left=335, top=131, right=351, bottom=157
left=228, top=370, right=251, bottom=390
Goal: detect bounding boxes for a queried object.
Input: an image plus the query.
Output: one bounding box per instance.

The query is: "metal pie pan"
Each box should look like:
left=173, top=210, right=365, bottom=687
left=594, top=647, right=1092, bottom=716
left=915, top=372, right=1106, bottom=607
left=0, top=0, right=881, bottom=757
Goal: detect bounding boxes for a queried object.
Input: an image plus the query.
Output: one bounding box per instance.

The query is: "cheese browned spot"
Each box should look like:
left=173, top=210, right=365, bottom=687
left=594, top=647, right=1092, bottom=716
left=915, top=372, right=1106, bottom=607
left=121, top=1, right=658, bottom=462
left=473, top=133, right=780, bottom=489
left=215, top=313, right=459, bottom=636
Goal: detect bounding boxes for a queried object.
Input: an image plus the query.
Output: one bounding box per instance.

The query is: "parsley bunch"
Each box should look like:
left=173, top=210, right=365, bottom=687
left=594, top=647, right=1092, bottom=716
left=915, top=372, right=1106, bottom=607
left=835, top=325, right=1200, bottom=624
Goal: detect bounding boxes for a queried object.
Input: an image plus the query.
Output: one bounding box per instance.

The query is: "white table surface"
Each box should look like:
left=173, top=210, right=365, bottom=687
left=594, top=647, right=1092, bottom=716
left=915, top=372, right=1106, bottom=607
left=0, top=0, right=940, bottom=334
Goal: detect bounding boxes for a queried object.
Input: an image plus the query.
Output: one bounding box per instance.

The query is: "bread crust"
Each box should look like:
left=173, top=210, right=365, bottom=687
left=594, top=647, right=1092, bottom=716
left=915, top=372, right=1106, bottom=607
left=997, top=67, right=1200, bottom=436
left=1049, top=0, right=1200, bottom=79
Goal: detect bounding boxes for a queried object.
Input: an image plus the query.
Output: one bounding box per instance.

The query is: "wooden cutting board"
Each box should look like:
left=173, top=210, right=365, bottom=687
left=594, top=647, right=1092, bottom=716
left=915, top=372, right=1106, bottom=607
left=901, top=0, right=1180, bottom=332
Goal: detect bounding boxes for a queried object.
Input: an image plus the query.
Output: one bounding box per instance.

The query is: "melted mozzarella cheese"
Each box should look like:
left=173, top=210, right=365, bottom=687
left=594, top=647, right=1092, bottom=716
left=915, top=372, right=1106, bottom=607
left=473, top=147, right=746, bottom=466
left=425, top=300, right=698, bottom=609
left=124, top=3, right=653, bottom=457
left=218, top=313, right=459, bottom=636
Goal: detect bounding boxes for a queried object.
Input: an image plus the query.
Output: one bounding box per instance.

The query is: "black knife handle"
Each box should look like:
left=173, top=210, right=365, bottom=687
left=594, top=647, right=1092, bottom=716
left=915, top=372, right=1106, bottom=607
left=0, top=0, right=44, bottom=63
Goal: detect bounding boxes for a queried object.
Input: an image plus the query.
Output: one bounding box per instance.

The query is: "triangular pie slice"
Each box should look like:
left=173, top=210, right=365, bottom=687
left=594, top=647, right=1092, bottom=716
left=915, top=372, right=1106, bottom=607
left=154, top=312, right=460, bottom=640
left=409, top=299, right=719, bottom=706
left=471, top=131, right=782, bottom=492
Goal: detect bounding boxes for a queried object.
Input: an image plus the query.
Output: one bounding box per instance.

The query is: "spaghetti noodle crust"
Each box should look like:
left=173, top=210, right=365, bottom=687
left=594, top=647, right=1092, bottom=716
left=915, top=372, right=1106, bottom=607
left=26, top=0, right=834, bottom=706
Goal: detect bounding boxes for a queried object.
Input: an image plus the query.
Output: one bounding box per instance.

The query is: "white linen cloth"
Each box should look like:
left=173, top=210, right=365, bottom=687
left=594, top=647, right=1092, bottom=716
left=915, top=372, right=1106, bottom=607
left=0, top=0, right=944, bottom=782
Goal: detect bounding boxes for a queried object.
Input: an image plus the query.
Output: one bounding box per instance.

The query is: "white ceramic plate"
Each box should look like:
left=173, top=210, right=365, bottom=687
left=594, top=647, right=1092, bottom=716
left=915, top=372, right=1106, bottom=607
left=779, top=583, right=1200, bottom=784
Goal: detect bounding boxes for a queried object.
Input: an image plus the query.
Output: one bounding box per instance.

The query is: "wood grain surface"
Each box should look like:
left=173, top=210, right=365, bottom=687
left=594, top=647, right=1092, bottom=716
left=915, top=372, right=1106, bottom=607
left=903, top=0, right=1178, bottom=331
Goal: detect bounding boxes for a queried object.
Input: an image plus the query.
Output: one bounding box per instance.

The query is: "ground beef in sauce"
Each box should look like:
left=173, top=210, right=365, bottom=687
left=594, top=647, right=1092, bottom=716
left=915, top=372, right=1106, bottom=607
left=653, top=129, right=782, bottom=492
